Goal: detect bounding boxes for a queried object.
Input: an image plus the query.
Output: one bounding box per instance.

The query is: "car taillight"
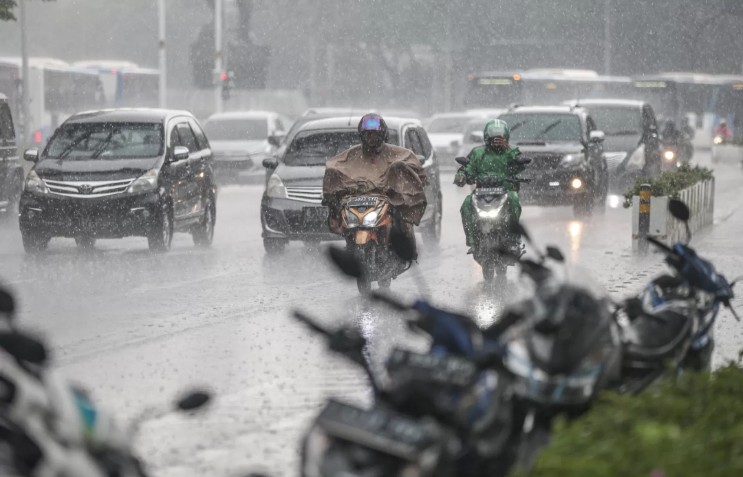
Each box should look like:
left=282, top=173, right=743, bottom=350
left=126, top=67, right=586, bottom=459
left=33, top=130, right=42, bottom=143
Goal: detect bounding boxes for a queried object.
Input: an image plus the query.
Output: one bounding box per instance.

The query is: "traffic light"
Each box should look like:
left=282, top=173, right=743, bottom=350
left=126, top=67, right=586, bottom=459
left=220, top=70, right=235, bottom=101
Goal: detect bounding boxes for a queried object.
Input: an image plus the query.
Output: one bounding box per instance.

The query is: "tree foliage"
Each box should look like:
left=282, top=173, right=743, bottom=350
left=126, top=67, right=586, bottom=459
left=0, top=0, right=17, bottom=21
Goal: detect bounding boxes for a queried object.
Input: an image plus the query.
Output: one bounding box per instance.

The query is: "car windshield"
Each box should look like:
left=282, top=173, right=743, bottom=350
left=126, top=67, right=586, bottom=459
left=204, top=118, right=268, bottom=141
left=427, top=116, right=472, bottom=134
left=283, top=130, right=399, bottom=166
left=586, top=107, right=642, bottom=135
left=499, top=113, right=582, bottom=143
left=45, top=122, right=164, bottom=160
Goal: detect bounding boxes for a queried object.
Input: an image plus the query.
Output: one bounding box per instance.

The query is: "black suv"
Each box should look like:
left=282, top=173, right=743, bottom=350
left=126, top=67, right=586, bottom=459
left=498, top=106, right=608, bottom=217
left=19, top=109, right=217, bottom=253
left=260, top=116, right=442, bottom=255
left=563, top=99, right=662, bottom=191
left=0, top=94, right=24, bottom=215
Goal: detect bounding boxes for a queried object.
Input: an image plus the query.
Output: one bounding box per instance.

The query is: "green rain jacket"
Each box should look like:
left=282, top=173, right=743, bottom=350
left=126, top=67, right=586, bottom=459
left=456, top=145, right=524, bottom=189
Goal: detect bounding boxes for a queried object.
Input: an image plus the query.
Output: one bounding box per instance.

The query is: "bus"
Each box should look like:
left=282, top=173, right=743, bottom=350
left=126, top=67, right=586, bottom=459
left=72, top=61, right=159, bottom=109
left=464, top=69, right=633, bottom=110
left=0, top=57, right=104, bottom=145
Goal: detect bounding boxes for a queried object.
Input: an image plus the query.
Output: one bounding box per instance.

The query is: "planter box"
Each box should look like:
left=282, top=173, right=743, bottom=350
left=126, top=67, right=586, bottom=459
left=632, top=178, right=715, bottom=251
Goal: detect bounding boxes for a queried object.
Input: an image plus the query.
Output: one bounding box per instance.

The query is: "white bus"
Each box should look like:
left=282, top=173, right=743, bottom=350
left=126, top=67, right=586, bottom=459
left=73, top=60, right=159, bottom=109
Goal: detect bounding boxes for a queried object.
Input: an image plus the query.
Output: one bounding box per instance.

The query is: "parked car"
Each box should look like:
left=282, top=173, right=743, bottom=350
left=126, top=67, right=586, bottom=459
left=260, top=116, right=442, bottom=255
left=203, top=110, right=290, bottom=182
left=19, top=108, right=217, bottom=253
left=0, top=93, right=24, bottom=215
left=498, top=105, right=609, bottom=217
left=563, top=99, right=662, bottom=191
left=425, top=111, right=489, bottom=164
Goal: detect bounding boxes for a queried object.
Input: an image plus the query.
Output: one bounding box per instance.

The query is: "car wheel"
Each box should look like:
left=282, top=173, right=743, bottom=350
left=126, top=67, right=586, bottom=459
left=75, top=236, right=96, bottom=249
left=21, top=231, right=50, bottom=254
left=148, top=202, right=173, bottom=252
left=422, top=195, right=442, bottom=246
left=192, top=194, right=216, bottom=247
left=263, top=238, right=286, bottom=257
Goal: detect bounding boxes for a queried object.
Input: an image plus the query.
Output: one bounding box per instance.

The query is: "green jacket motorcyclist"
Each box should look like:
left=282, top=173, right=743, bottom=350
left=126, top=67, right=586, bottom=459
left=455, top=119, right=527, bottom=253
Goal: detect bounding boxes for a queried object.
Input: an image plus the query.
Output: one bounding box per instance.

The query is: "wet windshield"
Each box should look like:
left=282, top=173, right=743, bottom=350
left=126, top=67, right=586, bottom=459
left=499, top=113, right=582, bottom=143
left=283, top=129, right=399, bottom=166
left=203, top=118, right=268, bottom=141
left=45, top=122, right=164, bottom=160
left=586, top=107, right=642, bottom=135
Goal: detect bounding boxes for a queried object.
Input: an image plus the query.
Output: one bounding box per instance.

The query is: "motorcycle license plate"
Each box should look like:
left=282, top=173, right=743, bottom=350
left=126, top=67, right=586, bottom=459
left=386, top=349, right=478, bottom=388
left=476, top=187, right=506, bottom=196
left=316, top=399, right=436, bottom=460
left=347, top=196, right=378, bottom=208
left=302, top=206, right=329, bottom=226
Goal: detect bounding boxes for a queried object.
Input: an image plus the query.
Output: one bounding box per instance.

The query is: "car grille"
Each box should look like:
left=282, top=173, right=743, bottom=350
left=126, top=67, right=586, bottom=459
left=43, top=178, right=135, bottom=198
left=286, top=186, right=323, bottom=204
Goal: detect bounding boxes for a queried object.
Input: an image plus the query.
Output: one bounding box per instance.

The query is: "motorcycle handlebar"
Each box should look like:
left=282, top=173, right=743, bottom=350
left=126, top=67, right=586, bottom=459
left=292, top=310, right=331, bottom=338
left=646, top=236, right=675, bottom=255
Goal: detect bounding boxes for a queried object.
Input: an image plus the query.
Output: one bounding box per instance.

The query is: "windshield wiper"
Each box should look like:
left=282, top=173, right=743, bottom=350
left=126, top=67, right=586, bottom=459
left=509, top=120, right=529, bottom=132
left=609, top=130, right=640, bottom=135
left=55, top=132, right=95, bottom=160
left=535, top=120, right=562, bottom=138
left=89, top=130, right=117, bottom=159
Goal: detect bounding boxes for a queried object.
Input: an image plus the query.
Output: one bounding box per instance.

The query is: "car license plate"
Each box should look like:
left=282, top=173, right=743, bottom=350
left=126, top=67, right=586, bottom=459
left=302, top=206, right=329, bottom=227
left=386, top=349, right=478, bottom=388
left=316, top=399, right=436, bottom=460
left=476, top=187, right=505, bottom=196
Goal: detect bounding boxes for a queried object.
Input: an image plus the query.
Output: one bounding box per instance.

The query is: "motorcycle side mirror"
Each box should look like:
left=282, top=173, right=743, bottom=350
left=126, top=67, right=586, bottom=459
left=668, top=199, right=690, bottom=222
left=545, top=246, right=565, bottom=262
left=515, top=157, right=532, bottom=166
left=455, top=156, right=469, bottom=166
left=327, top=246, right=363, bottom=278
left=0, top=331, right=48, bottom=365
left=389, top=229, right=416, bottom=263
left=176, top=390, right=211, bottom=411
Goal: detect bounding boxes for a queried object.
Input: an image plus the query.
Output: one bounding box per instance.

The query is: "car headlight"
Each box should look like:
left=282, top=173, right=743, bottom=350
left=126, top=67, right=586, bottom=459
left=559, top=154, right=581, bottom=168
left=266, top=174, right=287, bottom=199
left=362, top=209, right=379, bottom=226
left=24, top=170, right=48, bottom=195
left=344, top=209, right=360, bottom=227
left=570, top=178, right=583, bottom=189
left=127, top=169, right=159, bottom=194
left=624, top=145, right=645, bottom=171
left=663, top=150, right=676, bottom=161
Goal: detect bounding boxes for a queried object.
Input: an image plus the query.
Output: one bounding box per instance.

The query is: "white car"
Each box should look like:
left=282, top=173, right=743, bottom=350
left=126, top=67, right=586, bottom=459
left=424, top=112, right=491, bottom=165
left=203, top=111, right=291, bottom=182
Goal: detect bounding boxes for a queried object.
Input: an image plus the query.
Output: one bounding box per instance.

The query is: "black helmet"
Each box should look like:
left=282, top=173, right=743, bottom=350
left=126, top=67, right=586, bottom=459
left=358, top=113, right=388, bottom=153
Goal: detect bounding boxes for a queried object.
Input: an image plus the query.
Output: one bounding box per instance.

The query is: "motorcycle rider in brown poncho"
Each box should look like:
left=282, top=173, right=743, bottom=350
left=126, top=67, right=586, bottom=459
left=322, top=114, right=428, bottom=258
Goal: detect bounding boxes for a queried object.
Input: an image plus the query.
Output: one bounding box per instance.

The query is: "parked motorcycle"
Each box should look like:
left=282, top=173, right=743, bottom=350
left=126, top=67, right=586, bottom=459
left=454, top=156, right=531, bottom=283
left=617, top=198, right=741, bottom=394
left=340, top=194, right=408, bottom=293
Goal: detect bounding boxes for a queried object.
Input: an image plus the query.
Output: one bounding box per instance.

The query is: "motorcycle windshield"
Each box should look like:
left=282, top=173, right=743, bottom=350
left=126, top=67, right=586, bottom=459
left=674, top=244, right=733, bottom=299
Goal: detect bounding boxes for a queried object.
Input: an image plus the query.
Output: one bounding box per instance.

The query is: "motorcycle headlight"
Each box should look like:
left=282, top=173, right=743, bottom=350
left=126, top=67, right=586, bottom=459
left=559, top=154, right=581, bottom=168
left=362, top=209, right=379, bottom=226
left=127, top=169, right=159, bottom=194
left=24, top=170, right=48, bottom=195
left=344, top=209, right=360, bottom=227
left=663, top=150, right=676, bottom=161
left=713, top=136, right=723, bottom=145
left=266, top=174, right=287, bottom=199
left=477, top=204, right=504, bottom=218
left=624, top=145, right=646, bottom=171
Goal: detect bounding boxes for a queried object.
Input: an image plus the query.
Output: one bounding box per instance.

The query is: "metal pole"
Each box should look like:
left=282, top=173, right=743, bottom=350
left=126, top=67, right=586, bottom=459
left=158, top=0, right=167, bottom=109
left=603, top=0, right=612, bottom=75
left=19, top=0, right=30, bottom=144
left=638, top=183, right=651, bottom=254
left=214, top=0, right=223, bottom=113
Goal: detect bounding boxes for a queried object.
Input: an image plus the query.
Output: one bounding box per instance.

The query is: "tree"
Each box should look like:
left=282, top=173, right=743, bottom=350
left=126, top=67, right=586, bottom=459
left=0, top=0, right=17, bottom=21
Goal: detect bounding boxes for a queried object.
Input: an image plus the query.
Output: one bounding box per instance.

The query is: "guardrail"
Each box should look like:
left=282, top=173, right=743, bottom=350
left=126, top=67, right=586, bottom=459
left=632, top=178, right=715, bottom=252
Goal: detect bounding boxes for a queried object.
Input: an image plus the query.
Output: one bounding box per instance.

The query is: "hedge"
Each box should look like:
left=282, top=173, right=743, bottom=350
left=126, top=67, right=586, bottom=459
left=510, top=360, right=743, bottom=477
left=622, top=164, right=714, bottom=208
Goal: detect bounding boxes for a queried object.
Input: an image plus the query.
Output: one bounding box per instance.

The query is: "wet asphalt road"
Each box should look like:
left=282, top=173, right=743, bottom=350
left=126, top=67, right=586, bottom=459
left=1, top=151, right=742, bottom=476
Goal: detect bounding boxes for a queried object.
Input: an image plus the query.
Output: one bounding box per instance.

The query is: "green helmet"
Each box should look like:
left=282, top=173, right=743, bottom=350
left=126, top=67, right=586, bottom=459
left=483, top=119, right=510, bottom=142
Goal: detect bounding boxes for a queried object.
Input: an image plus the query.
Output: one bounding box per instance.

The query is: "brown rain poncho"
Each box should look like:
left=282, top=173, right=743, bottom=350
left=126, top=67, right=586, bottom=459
left=323, top=144, right=428, bottom=234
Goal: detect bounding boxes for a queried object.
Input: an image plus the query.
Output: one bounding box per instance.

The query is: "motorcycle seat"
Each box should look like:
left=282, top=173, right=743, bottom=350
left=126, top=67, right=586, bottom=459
left=624, top=309, right=692, bottom=362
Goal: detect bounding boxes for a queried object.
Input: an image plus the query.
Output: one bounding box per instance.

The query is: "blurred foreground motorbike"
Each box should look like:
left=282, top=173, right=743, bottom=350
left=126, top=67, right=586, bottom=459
left=0, top=289, right=210, bottom=477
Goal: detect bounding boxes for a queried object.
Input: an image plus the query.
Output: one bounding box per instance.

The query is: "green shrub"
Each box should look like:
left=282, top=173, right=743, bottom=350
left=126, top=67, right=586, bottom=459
left=622, top=165, right=714, bottom=208
left=510, top=362, right=743, bottom=477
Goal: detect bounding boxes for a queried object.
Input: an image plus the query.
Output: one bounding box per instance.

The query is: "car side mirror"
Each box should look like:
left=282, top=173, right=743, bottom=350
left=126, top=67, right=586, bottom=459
left=171, top=146, right=189, bottom=162
left=455, top=156, right=469, bottom=166
left=589, top=130, right=605, bottom=143
left=415, top=154, right=427, bottom=164
left=262, top=157, right=279, bottom=170
left=267, top=134, right=285, bottom=147
left=24, top=148, right=39, bottom=162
